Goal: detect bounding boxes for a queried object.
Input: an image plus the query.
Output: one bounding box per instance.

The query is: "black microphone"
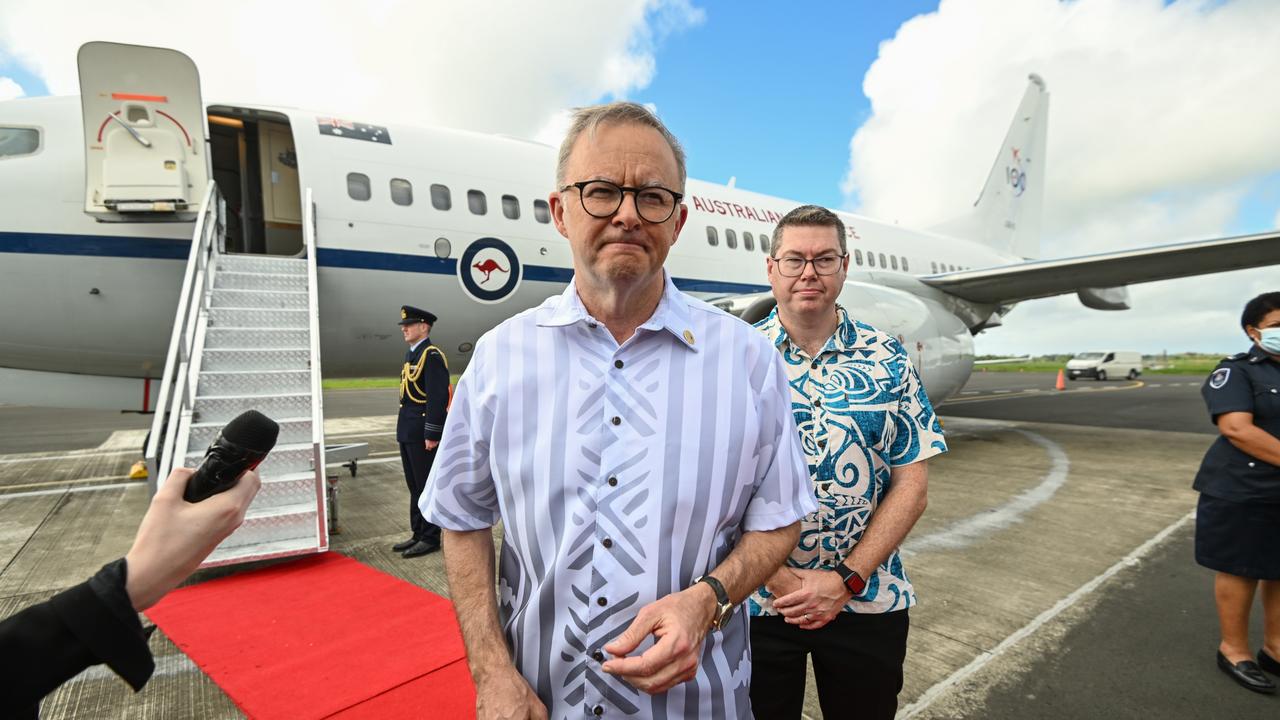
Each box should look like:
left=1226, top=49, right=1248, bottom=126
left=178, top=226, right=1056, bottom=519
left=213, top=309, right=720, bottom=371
left=183, top=410, right=280, bottom=503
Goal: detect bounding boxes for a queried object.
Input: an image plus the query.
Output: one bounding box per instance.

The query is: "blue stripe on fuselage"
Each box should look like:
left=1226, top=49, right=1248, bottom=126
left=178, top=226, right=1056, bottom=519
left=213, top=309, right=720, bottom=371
left=0, top=231, right=768, bottom=295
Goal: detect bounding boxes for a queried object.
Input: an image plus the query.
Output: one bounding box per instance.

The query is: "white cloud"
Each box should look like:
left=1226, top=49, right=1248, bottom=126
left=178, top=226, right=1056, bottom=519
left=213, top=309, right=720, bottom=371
left=0, top=0, right=703, bottom=139
left=0, top=77, right=22, bottom=101
left=844, top=0, right=1280, bottom=355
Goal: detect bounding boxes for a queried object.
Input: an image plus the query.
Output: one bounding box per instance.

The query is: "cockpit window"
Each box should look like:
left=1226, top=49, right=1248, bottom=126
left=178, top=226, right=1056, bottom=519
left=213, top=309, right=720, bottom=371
left=0, top=127, right=39, bottom=158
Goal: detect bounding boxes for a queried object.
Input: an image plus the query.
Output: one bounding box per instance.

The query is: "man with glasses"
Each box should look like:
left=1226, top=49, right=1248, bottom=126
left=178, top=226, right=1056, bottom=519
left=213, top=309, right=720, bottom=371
left=748, top=204, right=946, bottom=719
left=424, top=102, right=815, bottom=719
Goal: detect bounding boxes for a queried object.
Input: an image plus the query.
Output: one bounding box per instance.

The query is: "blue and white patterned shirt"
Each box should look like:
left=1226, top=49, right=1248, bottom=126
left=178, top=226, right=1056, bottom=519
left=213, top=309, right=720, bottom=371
left=423, top=273, right=817, bottom=719
left=748, top=305, right=947, bottom=615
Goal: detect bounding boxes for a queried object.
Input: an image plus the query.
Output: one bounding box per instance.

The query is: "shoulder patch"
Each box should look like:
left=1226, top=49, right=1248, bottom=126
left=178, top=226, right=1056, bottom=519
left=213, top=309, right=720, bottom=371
left=1209, top=367, right=1231, bottom=389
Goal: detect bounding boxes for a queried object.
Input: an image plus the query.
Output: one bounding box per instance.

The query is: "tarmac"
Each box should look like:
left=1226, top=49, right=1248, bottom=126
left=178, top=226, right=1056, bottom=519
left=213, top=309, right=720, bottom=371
left=1, top=371, right=1276, bottom=719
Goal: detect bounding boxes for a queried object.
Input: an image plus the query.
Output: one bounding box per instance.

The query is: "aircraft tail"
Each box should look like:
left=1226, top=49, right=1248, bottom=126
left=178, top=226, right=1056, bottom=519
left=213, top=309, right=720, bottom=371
left=933, top=74, right=1048, bottom=260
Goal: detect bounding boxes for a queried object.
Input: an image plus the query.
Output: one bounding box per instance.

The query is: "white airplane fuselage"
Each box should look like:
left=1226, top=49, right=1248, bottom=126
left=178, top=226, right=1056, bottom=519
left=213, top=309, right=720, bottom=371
left=0, top=95, right=1016, bottom=408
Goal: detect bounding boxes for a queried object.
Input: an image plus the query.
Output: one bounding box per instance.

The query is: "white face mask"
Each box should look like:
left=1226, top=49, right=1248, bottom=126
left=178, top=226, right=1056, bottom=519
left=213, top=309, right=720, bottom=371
left=1259, top=327, right=1280, bottom=354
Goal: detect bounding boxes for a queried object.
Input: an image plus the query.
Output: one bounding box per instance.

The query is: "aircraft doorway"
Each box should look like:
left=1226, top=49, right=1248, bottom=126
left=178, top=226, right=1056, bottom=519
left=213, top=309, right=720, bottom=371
left=207, top=107, right=302, bottom=255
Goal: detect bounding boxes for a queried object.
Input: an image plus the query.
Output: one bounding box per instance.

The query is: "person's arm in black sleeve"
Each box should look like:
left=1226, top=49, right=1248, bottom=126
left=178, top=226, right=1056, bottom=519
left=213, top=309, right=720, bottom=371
left=1203, top=360, right=1253, bottom=424
left=0, top=559, right=154, bottom=717
left=424, top=349, right=450, bottom=442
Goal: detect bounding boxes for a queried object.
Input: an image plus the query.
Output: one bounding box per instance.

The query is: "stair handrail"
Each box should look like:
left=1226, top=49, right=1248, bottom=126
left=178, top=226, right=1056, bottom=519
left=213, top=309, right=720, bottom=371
left=144, top=181, right=224, bottom=493
left=303, top=187, right=329, bottom=546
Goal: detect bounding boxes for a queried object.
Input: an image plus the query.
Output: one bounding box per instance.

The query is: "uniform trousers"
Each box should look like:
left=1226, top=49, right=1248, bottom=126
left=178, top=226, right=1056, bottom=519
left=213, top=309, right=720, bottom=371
left=398, top=443, right=440, bottom=543
left=749, top=610, right=909, bottom=720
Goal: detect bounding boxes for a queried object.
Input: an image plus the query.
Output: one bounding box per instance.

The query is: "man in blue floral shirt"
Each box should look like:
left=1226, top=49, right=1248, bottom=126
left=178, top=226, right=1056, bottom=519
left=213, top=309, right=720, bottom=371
left=748, top=204, right=947, bottom=719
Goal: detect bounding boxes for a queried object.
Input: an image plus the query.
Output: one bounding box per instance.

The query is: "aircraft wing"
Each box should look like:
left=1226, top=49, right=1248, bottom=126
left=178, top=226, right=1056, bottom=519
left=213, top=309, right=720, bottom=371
left=922, top=230, right=1280, bottom=306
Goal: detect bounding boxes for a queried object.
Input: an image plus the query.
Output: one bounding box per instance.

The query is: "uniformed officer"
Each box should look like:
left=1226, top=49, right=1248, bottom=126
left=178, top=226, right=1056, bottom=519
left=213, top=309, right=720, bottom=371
left=1193, top=291, right=1280, bottom=694
left=393, top=305, right=449, bottom=558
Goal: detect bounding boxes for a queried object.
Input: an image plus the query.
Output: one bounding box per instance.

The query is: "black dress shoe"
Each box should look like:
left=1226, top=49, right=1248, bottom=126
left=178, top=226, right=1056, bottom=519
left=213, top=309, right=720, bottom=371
left=391, top=537, right=418, bottom=552
left=1217, top=651, right=1277, bottom=694
left=1259, top=649, right=1280, bottom=677
left=401, top=538, right=441, bottom=558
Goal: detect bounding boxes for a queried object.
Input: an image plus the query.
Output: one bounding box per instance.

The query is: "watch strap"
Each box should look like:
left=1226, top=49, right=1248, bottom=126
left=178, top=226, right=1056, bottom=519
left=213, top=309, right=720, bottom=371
left=835, top=562, right=866, bottom=596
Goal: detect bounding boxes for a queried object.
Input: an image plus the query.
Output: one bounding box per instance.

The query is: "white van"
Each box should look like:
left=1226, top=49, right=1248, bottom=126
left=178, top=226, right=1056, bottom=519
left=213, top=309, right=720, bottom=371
left=1065, top=351, right=1143, bottom=381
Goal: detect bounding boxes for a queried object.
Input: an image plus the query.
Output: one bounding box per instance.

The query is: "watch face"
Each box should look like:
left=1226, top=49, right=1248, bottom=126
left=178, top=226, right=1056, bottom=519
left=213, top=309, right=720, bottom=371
left=713, top=602, right=733, bottom=629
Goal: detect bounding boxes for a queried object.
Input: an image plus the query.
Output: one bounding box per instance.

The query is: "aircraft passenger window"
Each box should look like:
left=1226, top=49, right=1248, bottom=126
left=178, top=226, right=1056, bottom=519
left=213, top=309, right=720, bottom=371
left=854, top=249, right=863, bottom=266
left=890, top=255, right=899, bottom=271
left=743, top=232, right=755, bottom=252
left=867, top=252, right=875, bottom=268
left=468, top=190, right=487, bottom=215
left=760, top=233, right=770, bottom=253
left=347, top=173, right=371, bottom=201
left=706, top=226, right=719, bottom=246
left=902, top=257, right=909, bottom=272
left=725, top=229, right=737, bottom=249
left=502, top=194, right=520, bottom=220
left=390, top=178, right=413, bottom=206
left=430, top=184, right=452, bottom=210
left=931, top=261, right=937, bottom=273
left=879, top=253, right=887, bottom=268
left=0, top=127, right=39, bottom=158
left=533, top=199, right=551, bottom=223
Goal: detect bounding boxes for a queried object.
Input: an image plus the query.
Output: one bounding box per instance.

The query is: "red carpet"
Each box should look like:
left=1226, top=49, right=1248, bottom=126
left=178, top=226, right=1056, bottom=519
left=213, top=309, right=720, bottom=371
left=146, top=553, right=476, bottom=719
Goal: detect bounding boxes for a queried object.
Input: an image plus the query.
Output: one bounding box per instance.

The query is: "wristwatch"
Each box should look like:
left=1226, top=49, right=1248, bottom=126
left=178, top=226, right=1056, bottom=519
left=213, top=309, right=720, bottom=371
left=834, top=562, right=867, bottom=597
left=694, top=575, right=734, bottom=631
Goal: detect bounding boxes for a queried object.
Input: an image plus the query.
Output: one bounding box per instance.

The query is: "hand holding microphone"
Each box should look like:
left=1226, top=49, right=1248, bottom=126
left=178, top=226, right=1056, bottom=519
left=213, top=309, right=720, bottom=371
left=183, top=410, right=280, bottom=503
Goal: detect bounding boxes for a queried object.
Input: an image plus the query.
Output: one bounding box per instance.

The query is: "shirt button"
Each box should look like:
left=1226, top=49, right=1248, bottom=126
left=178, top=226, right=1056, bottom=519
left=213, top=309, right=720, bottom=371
left=1249, top=462, right=1256, bottom=467
left=607, top=476, right=618, bottom=486
left=817, top=438, right=827, bottom=448
left=611, top=416, right=621, bottom=426
left=593, top=706, right=604, bottom=716
left=588, top=321, right=598, bottom=329
left=810, top=360, right=819, bottom=370
left=597, top=597, right=608, bottom=607
left=814, top=398, right=822, bottom=407
left=592, top=650, right=605, bottom=662
left=602, top=538, right=613, bottom=548
left=615, top=359, right=624, bottom=369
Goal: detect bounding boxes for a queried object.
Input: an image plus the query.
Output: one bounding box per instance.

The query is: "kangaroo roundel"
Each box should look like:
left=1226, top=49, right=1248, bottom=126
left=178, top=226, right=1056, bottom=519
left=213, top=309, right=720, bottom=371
left=458, top=237, right=522, bottom=303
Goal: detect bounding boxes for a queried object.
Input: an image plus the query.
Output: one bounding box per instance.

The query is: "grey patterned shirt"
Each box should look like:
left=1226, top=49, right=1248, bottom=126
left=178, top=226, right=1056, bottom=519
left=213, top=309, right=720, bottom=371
left=423, top=273, right=816, bottom=719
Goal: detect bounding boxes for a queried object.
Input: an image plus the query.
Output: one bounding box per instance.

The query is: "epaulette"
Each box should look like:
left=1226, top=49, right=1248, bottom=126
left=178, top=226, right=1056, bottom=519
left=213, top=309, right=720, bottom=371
left=1222, top=352, right=1248, bottom=362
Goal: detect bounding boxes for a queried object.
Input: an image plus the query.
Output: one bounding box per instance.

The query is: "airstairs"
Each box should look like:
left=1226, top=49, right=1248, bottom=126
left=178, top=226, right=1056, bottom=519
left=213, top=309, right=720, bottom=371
left=144, top=183, right=331, bottom=566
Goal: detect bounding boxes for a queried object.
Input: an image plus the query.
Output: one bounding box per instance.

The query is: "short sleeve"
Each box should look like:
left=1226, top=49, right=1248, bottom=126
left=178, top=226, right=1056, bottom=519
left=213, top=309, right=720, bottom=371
left=1202, top=361, right=1253, bottom=422
left=888, top=344, right=948, bottom=466
left=421, top=348, right=500, bottom=530
left=741, top=346, right=818, bottom=532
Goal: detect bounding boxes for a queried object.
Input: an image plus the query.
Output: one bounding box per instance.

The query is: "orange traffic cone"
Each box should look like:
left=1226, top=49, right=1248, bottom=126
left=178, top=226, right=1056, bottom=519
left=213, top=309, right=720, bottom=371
left=1055, top=369, right=1066, bottom=391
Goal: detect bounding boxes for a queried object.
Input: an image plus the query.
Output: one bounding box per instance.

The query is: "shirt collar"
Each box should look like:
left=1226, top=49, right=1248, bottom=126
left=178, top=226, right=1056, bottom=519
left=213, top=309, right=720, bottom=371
left=409, top=337, right=427, bottom=352
left=537, top=271, right=699, bottom=352
left=760, top=304, right=859, bottom=355
left=1248, top=344, right=1277, bottom=364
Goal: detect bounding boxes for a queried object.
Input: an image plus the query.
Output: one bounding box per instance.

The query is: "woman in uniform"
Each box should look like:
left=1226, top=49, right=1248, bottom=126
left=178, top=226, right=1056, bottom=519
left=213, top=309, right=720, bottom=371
left=1194, top=291, right=1280, bottom=694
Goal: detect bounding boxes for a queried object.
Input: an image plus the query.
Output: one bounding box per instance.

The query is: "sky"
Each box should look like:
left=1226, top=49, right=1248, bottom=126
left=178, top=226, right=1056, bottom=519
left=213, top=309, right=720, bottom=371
left=1, top=0, right=1277, bottom=355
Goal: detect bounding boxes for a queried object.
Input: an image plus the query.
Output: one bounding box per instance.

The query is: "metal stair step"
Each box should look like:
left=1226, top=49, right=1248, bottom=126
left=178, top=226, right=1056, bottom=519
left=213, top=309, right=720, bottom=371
left=197, top=369, right=311, bottom=396
left=209, top=307, right=309, bottom=328
left=184, top=441, right=315, bottom=476
left=188, top=416, right=313, bottom=449
left=212, top=503, right=319, bottom=552
left=254, top=471, right=323, bottom=510
left=211, top=288, right=309, bottom=310
left=201, top=348, right=310, bottom=371
left=205, top=328, right=309, bottom=350
left=215, top=271, right=308, bottom=291
left=204, top=536, right=323, bottom=567
left=218, top=254, right=307, bottom=275
left=192, top=394, right=313, bottom=424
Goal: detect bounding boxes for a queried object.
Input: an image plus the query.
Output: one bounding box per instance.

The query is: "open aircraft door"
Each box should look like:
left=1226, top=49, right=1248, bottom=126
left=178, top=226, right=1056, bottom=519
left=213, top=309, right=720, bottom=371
left=77, top=42, right=209, bottom=221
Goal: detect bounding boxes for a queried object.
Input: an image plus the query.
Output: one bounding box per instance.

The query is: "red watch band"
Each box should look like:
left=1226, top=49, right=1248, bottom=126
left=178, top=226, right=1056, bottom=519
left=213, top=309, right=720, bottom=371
left=838, top=563, right=866, bottom=595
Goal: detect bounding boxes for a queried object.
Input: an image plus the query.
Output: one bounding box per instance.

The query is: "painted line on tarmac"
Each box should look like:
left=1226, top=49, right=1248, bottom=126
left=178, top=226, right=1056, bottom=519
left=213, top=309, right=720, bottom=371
left=0, top=447, right=137, bottom=465
left=944, top=380, right=1144, bottom=406
left=0, top=480, right=141, bottom=500
left=899, top=509, right=1195, bottom=719
left=904, top=428, right=1069, bottom=553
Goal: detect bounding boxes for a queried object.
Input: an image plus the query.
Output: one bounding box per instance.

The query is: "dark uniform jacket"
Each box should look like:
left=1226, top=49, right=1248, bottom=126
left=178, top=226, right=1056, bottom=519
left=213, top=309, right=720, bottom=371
left=397, top=339, right=450, bottom=444
left=0, top=559, right=154, bottom=719
left=1193, top=345, right=1280, bottom=503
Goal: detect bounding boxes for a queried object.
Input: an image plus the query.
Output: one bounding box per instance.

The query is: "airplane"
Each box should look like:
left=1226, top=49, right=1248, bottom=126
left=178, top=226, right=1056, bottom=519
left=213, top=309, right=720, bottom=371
left=2, top=42, right=1279, bottom=414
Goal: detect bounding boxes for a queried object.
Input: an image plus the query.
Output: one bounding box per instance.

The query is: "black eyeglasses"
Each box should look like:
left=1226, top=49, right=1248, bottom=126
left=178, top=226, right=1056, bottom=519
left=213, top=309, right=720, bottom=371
left=560, top=180, right=683, bottom=224
left=770, top=254, right=848, bottom=277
